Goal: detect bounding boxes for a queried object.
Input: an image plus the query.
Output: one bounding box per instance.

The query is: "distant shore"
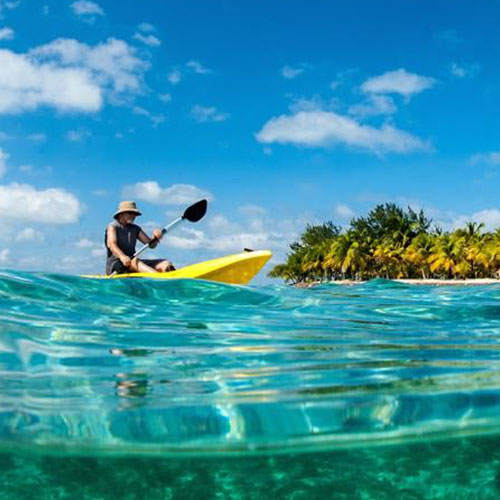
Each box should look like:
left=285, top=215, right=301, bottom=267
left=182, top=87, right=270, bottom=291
left=295, top=278, right=500, bottom=288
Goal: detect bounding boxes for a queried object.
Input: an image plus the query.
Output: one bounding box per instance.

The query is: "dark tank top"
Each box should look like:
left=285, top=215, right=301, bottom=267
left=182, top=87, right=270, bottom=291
left=104, top=221, right=141, bottom=275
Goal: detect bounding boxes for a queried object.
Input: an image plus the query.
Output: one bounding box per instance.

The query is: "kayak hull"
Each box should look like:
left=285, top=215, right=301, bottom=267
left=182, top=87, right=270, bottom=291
left=83, top=250, right=272, bottom=285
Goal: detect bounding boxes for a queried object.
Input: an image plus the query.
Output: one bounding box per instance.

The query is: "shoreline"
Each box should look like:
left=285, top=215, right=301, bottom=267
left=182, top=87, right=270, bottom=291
left=295, top=278, right=500, bottom=288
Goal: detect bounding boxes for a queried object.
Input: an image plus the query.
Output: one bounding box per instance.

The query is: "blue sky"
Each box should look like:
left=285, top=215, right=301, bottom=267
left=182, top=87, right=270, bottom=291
left=0, top=0, right=499, bottom=278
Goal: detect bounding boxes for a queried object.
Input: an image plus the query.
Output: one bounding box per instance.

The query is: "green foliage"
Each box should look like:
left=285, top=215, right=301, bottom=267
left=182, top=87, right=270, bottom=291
left=269, top=204, right=500, bottom=283
left=299, top=222, right=341, bottom=248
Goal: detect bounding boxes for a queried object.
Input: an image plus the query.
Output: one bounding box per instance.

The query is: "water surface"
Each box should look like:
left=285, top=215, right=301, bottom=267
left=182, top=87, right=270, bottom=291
left=2, top=272, right=500, bottom=497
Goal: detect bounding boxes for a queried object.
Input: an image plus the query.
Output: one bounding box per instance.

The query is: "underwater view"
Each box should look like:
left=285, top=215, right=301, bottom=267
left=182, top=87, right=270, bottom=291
left=2, top=272, right=500, bottom=498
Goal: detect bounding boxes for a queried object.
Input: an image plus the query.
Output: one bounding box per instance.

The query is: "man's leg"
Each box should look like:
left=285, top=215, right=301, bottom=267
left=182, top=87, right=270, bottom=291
left=142, top=259, right=175, bottom=272
left=154, top=260, right=175, bottom=272
left=130, top=257, right=157, bottom=273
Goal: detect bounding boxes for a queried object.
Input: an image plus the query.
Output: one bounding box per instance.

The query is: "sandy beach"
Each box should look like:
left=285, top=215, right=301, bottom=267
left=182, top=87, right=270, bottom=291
left=393, top=278, right=500, bottom=285
left=295, top=279, right=500, bottom=287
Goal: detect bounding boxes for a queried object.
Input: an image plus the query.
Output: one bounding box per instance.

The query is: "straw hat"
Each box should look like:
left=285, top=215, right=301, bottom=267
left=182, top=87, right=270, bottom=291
left=114, top=201, right=142, bottom=219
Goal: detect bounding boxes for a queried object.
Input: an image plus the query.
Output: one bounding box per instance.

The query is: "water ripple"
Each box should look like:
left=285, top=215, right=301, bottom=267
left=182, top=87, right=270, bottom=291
left=1, top=271, right=500, bottom=455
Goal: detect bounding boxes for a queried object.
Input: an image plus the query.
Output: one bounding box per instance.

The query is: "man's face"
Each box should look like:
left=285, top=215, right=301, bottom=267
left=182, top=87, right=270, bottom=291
left=121, top=212, right=137, bottom=224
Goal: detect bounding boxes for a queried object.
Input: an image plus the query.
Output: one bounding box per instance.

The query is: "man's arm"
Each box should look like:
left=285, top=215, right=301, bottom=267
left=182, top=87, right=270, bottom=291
left=138, top=229, right=162, bottom=248
left=107, top=225, right=131, bottom=265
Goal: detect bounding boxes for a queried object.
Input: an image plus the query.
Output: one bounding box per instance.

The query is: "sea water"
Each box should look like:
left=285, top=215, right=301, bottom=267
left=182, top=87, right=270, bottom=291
left=2, top=272, right=500, bottom=498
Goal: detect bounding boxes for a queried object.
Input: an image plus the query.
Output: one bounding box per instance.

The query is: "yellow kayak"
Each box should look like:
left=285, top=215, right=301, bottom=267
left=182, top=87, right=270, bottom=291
left=83, top=250, right=272, bottom=285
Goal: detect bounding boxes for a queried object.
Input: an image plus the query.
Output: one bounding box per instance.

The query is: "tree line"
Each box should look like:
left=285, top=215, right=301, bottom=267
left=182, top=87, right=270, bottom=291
left=269, top=203, right=500, bottom=283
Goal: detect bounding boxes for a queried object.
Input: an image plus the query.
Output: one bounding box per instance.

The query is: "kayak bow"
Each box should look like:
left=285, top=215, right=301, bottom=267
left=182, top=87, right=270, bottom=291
left=83, top=250, right=272, bottom=285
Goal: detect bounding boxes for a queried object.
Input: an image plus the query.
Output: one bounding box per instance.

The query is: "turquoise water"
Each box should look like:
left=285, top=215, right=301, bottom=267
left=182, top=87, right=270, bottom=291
left=2, top=272, right=500, bottom=498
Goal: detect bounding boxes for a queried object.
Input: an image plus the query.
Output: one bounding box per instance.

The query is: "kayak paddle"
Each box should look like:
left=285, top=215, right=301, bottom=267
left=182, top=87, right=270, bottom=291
left=134, top=198, right=208, bottom=258
left=110, top=199, right=208, bottom=275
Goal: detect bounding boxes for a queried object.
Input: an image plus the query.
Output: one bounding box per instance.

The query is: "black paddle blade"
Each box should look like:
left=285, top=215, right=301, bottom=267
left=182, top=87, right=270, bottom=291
left=183, top=199, right=208, bottom=222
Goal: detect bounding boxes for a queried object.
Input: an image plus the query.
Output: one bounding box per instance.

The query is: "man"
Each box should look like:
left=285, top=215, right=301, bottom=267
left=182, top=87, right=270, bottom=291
left=105, top=201, right=175, bottom=275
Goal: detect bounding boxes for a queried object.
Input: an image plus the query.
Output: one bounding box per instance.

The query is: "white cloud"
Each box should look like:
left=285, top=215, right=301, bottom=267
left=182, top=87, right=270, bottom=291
left=27, top=133, right=46, bottom=142
left=167, top=62, right=211, bottom=88
left=137, top=23, right=155, bottom=33
left=73, top=237, right=105, bottom=258
left=288, top=96, right=339, bottom=114
left=349, top=95, right=397, bottom=118
left=208, top=214, right=231, bottom=230
left=450, top=63, right=466, bottom=79
left=329, top=80, right=340, bottom=91
left=133, top=32, right=161, bottom=47
left=31, top=38, right=148, bottom=94
left=450, top=62, right=480, bottom=79
left=91, top=188, right=108, bottom=196
left=334, top=203, right=355, bottom=219
left=350, top=196, right=500, bottom=235
left=16, top=227, right=44, bottom=242
left=469, top=152, right=500, bottom=166
left=281, top=65, right=304, bottom=79
left=75, top=237, right=94, bottom=248
left=0, top=27, right=13, bottom=40
left=168, top=70, right=182, bottom=85
left=0, top=183, right=83, bottom=223
left=122, top=181, right=214, bottom=205
left=361, top=68, right=436, bottom=97
left=18, top=164, right=52, bottom=175
left=208, top=232, right=271, bottom=252
left=159, top=93, right=171, bottom=103
left=0, top=49, right=102, bottom=113
left=0, top=147, right=8, bottom=177
left=0, top=248, right=8, bottom=264
left=256, top=110, right=431, bottom=154
left=452, top=209, right=500, bottom=231
left=239, top=205, right=266, bottom=217
left=249, top=218, right=264, bottom=232
left=71, top=1, right=104, bottom=17
left=65, top=129, right=91, bottom=142
left=191, top=105, right=229, bottom=123
left=90, top=247, right=106, bottom=257
left=186, top=60, right=211, bottom=74
left=57, top=255, right=81, bottom=270
left=168, top=228, right=205, bottom=249
left=17, top=255, right=44, bottom=268
left=168, top=228, right=272, bottom=252
left=132, top=106, right=165, bottom=126
left=0, top=38, right=148, bottom=115
left=164, top=209, right=305, bottom=256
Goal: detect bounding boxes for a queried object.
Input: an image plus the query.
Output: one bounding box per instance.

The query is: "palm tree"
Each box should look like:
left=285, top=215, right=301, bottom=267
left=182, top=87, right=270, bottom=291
left=302, top=242, right=331, bottom=281
left=269, top=204, right=500, bottom=282
left=324, top=234, right=353, bottom=279
left=373, top=240, right=400, bottom=278
left=342, top=241, right=369, bottom=279
left=428, top=235, right=461, bottom=278
left=483, top=229, right=500, bottom=277
left=461, top=221, right=485, bottom=240
left=403, top=233, right=433, bottom=278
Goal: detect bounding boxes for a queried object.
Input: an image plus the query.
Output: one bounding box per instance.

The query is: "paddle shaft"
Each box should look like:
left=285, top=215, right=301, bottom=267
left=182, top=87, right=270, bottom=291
left=133, top=217, right=183, bottom=258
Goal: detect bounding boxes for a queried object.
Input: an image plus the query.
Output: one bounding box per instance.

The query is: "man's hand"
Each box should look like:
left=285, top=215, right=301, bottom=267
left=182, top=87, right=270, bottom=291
left=148, top=229, right=163, bottom=248
left=120, top=256, right=132, bottom=268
